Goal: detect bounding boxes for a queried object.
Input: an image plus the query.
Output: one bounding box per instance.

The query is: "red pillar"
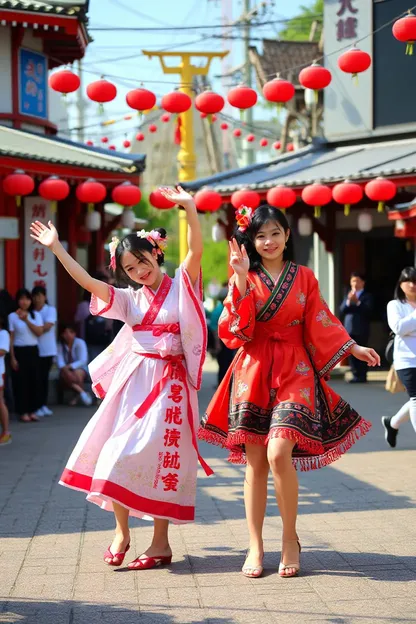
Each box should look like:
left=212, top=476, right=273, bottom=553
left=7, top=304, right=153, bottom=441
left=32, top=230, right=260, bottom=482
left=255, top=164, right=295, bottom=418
left=4, top=192, right=22, bottom=297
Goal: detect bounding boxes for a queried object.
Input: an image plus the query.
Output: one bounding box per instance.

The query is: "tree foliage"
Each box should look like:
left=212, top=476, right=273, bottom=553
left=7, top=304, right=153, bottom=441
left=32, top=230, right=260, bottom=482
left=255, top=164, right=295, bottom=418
left=278, top=0, right=323, bottom=42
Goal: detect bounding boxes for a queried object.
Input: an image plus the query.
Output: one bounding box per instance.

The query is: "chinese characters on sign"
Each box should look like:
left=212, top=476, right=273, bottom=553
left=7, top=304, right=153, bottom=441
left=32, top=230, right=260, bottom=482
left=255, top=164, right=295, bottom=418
left=336, top=0, right=358, bottom=42
left=19, top=48, right=48, bottom=119
left=154, top=378, right=185, bottom=492
left=24, top=197, right=56, bottom=305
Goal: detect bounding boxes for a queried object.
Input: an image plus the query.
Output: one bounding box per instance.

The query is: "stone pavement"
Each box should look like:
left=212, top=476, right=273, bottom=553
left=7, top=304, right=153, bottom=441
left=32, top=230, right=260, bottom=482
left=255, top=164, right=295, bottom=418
left=1, top=361, right=416, bottom=624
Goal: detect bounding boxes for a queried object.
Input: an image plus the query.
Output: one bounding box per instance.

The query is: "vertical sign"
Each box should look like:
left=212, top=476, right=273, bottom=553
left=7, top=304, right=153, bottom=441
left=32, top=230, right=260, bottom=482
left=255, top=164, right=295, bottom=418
left=24, top=197, right=56, bottom=306
left=324, top=0, right=373, bottom=140
left=19, top=48, right=48, bottom=119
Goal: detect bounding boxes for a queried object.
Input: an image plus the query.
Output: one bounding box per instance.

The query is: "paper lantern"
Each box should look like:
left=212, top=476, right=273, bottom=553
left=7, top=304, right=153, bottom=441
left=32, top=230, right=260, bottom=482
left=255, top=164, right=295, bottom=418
left=149, top=189, right=175, bottom=210
left=260, top=138, right=269, bottom=147
left=49, top=69, right=80, bottom=94
left=332, top=180, right=363, bottom=216
left=233, top=128, right=242, bottom=138
left=246, top=134, right=255, bottom=143
left=161, top=113, right=171, bottom=123
left=121, top=208, right=135, bottom=229
left=200, top=112, right=207, bottom=119
left=194, top=189, right=223, bottom=213
left=85, top=210, right=101, bottom=232
left=220, top=122, right=229, bottom=130
left=299, top=63, right=332, bottom=100
left=337, top=47, right=372, bottom=79
left=298, top=215, right=313, bottom=236
left=392, top=12, right=416, bottom=55
left=227, top=85, right=258, bottom=112
left=273, top=141, right=281, bottom=150
left=86, top=79, right=117, bottom=112
left=136, top=132, right=145, bottom=141
left=287, top=143, right=295, bottom=152
left=86, top=140, right=94, bottom=146
left=357, top=211, right=373, bottom=232
left=263, top=77, right=295, bottom=104
left=76, top=178, right=106, bottom=210
left=148, top=124, right=157, bottom=133
left=3, top=169, right=34, bottom=206
left=101, top=136, right=109, bottom=144
left=161, top=91, right=192, bottom=114
left=123, top=139, right=131, bottom=149
left=126, top=88, right=156, bottom=111
left=231, top=189, right=260, bottom=210
left=195, top=91, right=224, bottom=115
left=112, top=181, right=141, bottom=208
left=39, top=176, right=70, bottom=213
left=365, top=177, right=396, bottom=212
left=212, top=222, right=226, bottom=242
left=267, top=186, right=296, bottom=211
left=109, top=144, right=116, bottom=150
left=301, top=182, right=332, bottom=218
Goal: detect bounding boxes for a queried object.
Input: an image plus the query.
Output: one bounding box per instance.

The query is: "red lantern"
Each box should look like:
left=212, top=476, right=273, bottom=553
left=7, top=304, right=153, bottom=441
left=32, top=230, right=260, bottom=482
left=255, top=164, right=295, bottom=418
left=332, top=180, right=363, bottom=216
left=200, top=112, right=207, bottom=118
left=231, top=189, right=260, bottom=210
left=337, top=47, right=372, bottom=79
left=39, top=175, right=70, bottom=213
left=246, top=134, right=255, bottom=142
left=287, top=143, right=294, bottom=152
left=123, top=139, right=131, bottom=149
left=227, top=85, right=258, bottom=111
left=161, top=91, right=192, bottom=114
left=267, top=186, right=296, bottom=211
left=86, top=79, right=117, bottom=112
left=194, top=189, right=223, bottom=213
left=273, top=141, right=281, bottom=150
left=161, top=113, right=171, bottom=123
left=126, top=87, right=156, bottom=111
left=211, top=114, right=217, bottom=122
left=136, top=132, right=145, bottom=141
left=260, top=138, right=268, bottom=147
left=220, top=122, right=228, bottom=130
left=49, top=69, right=80, bottom=94
left=299, top=63, right=332, bottom=95
left=3, top=169, right=34, bottom=206
left=393, top=12, right=416, bottom=55
left=149, top=189, right=175, bottom=210
left=233, top=128, right=242, bottom=138
left=148, top=124, right=157, bottom=133
left=263, top=77, right=295, bottom=104
left=86, top=140, right=94, bottom=146
left=101, top=136, right=109, bottom=144
left=112, top=181, right=142, bottom=207
left=109, top=145, right=116, bottom=150
left=365, top=177, right=396, bottom=213
left=195, top=91, right=224, bottom=115
left=301, top=183, right=332, bottom=218
left=76, top=178, right=106, bottom=210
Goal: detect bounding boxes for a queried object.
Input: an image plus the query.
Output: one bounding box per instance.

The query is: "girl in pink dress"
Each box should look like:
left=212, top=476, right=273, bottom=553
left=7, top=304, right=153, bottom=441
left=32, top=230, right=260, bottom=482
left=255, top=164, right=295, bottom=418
left=30, top=186, right=212, bottom=570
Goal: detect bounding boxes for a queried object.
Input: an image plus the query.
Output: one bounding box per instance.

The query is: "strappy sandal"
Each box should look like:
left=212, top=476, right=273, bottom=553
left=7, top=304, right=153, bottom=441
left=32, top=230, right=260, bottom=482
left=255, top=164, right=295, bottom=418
left=103, top=542, right=130, bottom=567
left=278, top=539, right=301, bottom=578
left=242, top=549, right=264, bottom=578
left=127, top=554, right=172, bottom=570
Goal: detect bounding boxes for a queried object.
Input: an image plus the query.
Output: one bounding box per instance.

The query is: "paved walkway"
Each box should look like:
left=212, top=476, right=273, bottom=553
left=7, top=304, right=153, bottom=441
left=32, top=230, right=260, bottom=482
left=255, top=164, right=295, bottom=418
left=1, top=361, right=416, bottom=624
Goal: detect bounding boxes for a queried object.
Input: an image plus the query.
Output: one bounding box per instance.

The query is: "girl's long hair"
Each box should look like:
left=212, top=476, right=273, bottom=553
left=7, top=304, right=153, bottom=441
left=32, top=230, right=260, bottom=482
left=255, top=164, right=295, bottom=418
left=234, top=205, right=295, bottom=271
left=113, top=229, right=167, bottom=288
left=15, top=288, right=35, bottom=319
left=394, top=266, right=416, bottom=302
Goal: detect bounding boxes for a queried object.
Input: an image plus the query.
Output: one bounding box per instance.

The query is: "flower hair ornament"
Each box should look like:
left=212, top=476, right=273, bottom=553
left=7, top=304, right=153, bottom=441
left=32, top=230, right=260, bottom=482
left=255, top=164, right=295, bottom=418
left=235, top=205, right=253, bottom=232
left=137, top=229, right=168, bottom=255
left=109, top=236, right=120, bottom=271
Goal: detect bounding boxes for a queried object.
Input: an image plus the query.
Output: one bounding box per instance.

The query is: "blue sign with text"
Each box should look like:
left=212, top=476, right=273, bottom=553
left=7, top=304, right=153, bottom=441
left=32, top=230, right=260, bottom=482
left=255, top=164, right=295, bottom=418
left=19, top=48, right=48, bottom=120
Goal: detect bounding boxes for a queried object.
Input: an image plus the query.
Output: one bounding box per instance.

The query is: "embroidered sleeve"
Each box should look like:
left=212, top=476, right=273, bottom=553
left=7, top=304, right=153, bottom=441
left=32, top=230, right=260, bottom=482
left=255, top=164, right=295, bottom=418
left=303, top=270, right=355, bottom=378
left=218, top=276, right=256, bottom=349
left=90, top=285, right=132, bottom=323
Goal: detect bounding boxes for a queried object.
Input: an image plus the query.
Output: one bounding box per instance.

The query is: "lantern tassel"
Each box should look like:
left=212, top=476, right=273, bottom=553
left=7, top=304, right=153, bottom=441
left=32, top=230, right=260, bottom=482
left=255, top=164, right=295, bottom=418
left=377, top=201, right=384, bottom=213
left=16, top=195, right=21, bottom=207
left=98, top=103, right=104, bottom=115
left=314, top=206, right=321, bottom=218
left=88, top=202, right=94, bottom=212
left=409, top=41, right=414, bottom=55
left=174, top=116, right=182, bottom=145
left=207, top=114, right=212, bottom=124
left=239, top=109, right=244, bottom=122
left=314, top=90, right=318, bottom=104
left=51, top=200, right=57, bottom=214
left=344, top=204, right=350, bottom=216
left=353, top=73, right=359, bottom=87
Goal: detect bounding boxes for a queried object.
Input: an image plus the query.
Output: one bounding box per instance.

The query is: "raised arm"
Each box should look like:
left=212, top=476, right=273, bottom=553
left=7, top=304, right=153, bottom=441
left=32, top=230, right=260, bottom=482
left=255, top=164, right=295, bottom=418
left=30, top=221, right=110, bottom=303
left=160, top=186, right=202, bottom=286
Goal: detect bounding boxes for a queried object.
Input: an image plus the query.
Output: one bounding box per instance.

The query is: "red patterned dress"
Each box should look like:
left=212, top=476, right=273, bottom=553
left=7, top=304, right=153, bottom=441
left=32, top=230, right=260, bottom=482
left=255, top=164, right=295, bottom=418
left=199, top=262, right=371, bottom=470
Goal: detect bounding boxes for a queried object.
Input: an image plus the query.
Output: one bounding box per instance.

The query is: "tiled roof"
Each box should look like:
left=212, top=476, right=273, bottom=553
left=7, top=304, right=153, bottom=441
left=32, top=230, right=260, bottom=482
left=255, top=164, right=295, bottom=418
left=181, top=137, right=416, bottom=194
left=0, top=126, right=145, bottom=174
left=249, top=39, right=321, bottom=87
left=0, top=0, right=89, bottom=19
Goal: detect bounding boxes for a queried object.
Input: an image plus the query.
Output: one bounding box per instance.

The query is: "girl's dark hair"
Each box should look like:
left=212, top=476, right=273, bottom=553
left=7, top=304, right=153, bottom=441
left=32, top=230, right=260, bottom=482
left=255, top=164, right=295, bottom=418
left=234, top=205, right=295, bottom=270
left=0, top=313, right=6, bottom=330
left=113, top=229, right=167, bottom=287
left=32, top=285, right=48, bottom=305
left=15, top=288, right=35, bottom=319
left=394, top=266, right=416, bottom=302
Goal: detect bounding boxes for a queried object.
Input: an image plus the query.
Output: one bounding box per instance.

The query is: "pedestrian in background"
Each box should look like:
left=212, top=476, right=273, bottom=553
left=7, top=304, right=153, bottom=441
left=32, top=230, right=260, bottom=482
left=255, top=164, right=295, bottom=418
left=383, top=267, right=416, bottom=447
left=8, top=289, right=43, bottom=422
left=0, top=314, right=11, bottom=445
left=340, top=272, right=374, bottom=383
left=57, top=323, right=92, bottom=406
left=32, top=286, right=57, bottom=417
left=209, top=284, right=236, bottom=386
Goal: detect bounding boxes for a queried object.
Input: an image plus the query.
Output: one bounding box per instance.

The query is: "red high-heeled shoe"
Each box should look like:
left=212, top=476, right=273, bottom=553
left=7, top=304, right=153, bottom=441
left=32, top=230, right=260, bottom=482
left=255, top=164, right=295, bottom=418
left=127, top=554, right=172, bottom=570
left=103, top=542, right=130, bottom=567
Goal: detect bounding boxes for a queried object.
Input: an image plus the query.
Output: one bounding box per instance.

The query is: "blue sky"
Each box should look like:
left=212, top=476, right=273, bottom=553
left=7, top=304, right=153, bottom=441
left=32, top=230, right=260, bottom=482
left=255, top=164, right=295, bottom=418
left=62, top=0, right=310, bottom=145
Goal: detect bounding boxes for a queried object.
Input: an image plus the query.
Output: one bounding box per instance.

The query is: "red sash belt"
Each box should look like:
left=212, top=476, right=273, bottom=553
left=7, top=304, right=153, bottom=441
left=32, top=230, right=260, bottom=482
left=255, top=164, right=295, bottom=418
left=132, top=323, right=180, bottom=336
left=134, top=352, right=213, bottom=477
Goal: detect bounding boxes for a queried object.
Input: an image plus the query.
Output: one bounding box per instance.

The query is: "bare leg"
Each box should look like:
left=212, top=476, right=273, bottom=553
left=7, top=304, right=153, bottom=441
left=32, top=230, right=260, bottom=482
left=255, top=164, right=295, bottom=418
left=0, top=389, right=10, bottom=435
left=128, top=519, right=171, bottom=569
left=267, top=437, right=299, bottom=576
left=104, top=501, right=130, bottom=564
left=242, top=443, right=269, bottom=574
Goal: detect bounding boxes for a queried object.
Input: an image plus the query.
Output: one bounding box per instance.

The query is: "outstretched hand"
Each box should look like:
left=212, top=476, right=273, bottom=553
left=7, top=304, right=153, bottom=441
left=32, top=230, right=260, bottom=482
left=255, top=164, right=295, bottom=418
left=160, top=185, right=194, bottom=208
left=350, top=344, right=380, bottom=367
left=30, top=220, right=59, bottom=250
left=229, top=238, right=250, bottom=276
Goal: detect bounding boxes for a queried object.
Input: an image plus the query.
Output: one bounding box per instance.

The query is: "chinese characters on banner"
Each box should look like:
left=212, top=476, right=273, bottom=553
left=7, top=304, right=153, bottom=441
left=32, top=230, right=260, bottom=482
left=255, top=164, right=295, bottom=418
left=337, top=0, right=358, bottom=42
left=24, top=197, right=56, bottom=306
left=18, top=48, right=48, bottom=119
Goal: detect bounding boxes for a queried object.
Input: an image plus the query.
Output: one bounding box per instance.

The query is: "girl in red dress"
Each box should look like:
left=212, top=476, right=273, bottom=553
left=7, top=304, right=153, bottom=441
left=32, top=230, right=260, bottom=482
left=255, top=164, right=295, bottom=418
left=199, top=205, right=380, bottom=579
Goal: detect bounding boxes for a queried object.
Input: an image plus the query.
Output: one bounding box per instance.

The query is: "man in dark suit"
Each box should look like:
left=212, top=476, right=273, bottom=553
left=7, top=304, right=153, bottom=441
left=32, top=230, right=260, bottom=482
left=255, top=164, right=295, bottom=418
left=340, top=272, right=374, bottom=383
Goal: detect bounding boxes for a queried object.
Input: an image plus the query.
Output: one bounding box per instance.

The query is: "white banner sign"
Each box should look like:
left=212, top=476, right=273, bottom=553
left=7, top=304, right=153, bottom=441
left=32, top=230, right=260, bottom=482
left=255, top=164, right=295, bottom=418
left=24, top=197, right=56, bottom=306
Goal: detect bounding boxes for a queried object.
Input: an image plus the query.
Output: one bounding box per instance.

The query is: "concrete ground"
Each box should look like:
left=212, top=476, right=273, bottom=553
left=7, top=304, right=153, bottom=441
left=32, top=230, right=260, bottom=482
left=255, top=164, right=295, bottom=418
left=1, top=359, right=416, bottom=624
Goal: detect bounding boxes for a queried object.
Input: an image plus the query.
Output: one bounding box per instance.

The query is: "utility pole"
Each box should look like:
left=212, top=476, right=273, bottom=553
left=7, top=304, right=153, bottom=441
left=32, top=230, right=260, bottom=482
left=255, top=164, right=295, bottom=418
left=142, top=50, right=228, bottom=262
left=242, top=0, right=254, bottom=166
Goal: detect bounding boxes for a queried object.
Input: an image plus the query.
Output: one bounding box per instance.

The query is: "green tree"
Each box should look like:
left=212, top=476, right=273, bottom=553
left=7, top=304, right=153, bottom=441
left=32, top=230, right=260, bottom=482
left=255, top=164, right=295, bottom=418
left=278, top=0, right=323, bottom=42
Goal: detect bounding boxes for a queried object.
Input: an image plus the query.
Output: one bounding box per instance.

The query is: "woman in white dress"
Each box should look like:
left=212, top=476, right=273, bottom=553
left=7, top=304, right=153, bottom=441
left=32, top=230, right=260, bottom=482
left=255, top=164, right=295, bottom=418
left=30, top=186, right=212, bottom=570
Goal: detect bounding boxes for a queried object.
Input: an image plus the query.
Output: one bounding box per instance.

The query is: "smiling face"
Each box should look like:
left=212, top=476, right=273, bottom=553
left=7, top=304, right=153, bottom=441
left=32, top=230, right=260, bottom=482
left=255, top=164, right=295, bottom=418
left=253, top=220, right=289, bottom=263
left=121, top=248, right=161, bottom=287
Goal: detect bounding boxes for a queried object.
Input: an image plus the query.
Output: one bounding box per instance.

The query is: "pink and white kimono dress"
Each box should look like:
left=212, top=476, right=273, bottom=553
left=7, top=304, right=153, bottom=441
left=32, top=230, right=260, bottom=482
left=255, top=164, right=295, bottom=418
left=59, top=266, right=212, bottom=524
